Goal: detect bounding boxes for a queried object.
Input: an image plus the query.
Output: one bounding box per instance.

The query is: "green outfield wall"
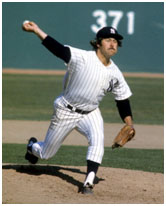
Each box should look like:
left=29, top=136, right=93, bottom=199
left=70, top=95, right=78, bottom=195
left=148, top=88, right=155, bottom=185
left=2, top=2, right=164, bottom=73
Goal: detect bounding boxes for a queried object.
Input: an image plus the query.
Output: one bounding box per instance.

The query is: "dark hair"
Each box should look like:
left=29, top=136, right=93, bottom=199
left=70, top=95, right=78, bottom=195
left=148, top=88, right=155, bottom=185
left=90, top=38, right=122, bottom=50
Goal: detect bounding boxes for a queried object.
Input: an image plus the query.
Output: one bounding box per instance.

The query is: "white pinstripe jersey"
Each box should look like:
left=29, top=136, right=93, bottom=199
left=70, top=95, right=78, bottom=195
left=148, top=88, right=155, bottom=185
left=60, top=46, right=132, bottom=111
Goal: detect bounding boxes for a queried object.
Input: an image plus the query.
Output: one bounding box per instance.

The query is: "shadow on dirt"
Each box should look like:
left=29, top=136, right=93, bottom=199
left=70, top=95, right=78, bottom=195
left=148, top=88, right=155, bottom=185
left=2, top=164, right=105, bottom=193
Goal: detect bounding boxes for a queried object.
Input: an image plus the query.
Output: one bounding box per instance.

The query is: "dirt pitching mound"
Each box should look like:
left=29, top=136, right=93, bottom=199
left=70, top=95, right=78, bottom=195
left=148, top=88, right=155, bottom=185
left=2, top=164, right=163, bottom=204
left=2, top=120, right=164, bottom=204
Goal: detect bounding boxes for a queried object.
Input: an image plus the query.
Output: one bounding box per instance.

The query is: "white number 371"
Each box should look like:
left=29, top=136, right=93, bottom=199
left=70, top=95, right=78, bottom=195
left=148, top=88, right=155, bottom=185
left=91, top=10, right=135, bottom=35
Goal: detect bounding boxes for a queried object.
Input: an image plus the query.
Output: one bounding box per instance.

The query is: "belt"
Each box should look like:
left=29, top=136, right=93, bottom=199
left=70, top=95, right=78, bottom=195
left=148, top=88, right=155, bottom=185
left=67, top=104, right=91, bottom=114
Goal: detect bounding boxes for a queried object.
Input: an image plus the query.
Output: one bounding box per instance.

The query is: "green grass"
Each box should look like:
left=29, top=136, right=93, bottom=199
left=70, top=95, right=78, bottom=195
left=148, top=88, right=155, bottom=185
left=2, top=144, right=164, bottom=173
left=2, top=74, right=62, bottom=120
left=2, top=74, right=164, bottom=124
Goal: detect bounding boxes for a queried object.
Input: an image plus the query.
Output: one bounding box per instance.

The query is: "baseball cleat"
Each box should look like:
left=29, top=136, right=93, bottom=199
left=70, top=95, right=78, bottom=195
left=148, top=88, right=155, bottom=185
left=25, top=137, right=38, bottom=164
left=82, top=183, right=93, bottom=195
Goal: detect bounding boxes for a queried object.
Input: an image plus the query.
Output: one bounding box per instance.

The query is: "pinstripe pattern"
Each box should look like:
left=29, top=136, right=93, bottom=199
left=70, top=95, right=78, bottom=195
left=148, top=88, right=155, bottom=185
left=63, top=47, right=132, bottom=111
left=77, top=108, right=104, bottom=163
left=32, top=98, right=104, bottom=163
left=32, top=46, right=132, bottom=164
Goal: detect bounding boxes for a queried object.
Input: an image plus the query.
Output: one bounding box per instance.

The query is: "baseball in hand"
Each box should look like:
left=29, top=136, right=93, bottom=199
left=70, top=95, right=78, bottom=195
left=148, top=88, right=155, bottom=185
left=22, top=20, right=30, bottom=31
left=23, top=20, right=30, bottom=25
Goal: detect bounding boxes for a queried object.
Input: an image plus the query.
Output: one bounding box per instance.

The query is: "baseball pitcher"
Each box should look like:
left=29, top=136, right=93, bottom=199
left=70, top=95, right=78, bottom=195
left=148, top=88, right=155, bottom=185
left=23, top=21, right=134, bottom=194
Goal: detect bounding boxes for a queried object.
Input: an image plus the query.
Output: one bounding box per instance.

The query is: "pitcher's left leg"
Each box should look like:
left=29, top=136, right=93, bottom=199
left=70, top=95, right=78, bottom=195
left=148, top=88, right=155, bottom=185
left=77, top=108, right=104, bottom=193
left=77, top=108, right=104, bottom=164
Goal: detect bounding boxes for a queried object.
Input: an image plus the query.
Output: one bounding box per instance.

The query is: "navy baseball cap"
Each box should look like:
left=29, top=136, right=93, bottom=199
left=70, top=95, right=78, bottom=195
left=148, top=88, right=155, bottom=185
left=96, top=26, right=123, bottom=40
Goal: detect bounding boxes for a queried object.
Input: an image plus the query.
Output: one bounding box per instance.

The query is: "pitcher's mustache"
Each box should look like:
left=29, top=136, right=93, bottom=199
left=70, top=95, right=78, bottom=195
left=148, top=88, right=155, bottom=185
left=108, top=47, right=115, bottom=50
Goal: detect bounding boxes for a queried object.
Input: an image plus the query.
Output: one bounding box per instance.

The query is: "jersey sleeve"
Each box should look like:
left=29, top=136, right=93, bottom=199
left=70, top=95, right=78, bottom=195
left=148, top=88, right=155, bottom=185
left=111, top=70, right=132, bottom=100
left=42, top=36, right=71, bottom=63
left=66, top=46, right=87, bottom=71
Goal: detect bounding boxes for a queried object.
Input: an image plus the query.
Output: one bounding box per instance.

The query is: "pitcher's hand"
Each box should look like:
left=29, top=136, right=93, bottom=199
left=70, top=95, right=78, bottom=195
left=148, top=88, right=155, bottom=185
left=22, top=21, right=39, bottom=33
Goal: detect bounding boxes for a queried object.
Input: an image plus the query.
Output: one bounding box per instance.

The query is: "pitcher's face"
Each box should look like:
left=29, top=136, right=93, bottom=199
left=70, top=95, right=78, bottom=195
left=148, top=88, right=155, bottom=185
left=98, top=38, right=118, bottom=58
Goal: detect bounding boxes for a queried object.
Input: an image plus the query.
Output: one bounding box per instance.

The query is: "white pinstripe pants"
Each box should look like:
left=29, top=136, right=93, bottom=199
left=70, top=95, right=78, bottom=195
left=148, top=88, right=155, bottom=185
left=32, top=97, right=104, bottom=164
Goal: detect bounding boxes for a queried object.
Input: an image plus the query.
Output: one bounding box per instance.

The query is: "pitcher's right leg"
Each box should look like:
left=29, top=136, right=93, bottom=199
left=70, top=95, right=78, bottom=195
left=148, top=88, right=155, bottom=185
left=27, top=102, right=82, bottom=161
left=32, top=115, right=78, bottom=159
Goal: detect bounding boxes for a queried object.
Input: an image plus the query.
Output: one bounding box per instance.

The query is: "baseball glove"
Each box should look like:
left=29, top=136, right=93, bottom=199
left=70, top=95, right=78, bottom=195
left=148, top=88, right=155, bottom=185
left=112, top=125, right=135, bottom=149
